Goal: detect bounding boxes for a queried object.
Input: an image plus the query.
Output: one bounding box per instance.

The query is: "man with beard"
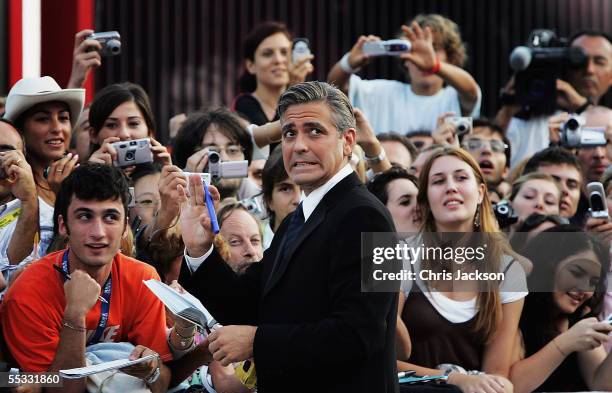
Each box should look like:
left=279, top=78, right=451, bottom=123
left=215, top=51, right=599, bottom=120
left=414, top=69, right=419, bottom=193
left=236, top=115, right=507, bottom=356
left=500, top=30, right=612, bottom=168
left=577, top=106, right=612, bottom=182
left=217, top=202, right=264, bottom=274
left=462, top=119, right=511, bottom=197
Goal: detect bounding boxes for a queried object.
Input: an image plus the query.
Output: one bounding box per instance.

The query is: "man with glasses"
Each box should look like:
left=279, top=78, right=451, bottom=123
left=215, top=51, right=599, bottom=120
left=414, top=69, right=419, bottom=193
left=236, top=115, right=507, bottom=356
left=461, top=119, right=511, bottom=196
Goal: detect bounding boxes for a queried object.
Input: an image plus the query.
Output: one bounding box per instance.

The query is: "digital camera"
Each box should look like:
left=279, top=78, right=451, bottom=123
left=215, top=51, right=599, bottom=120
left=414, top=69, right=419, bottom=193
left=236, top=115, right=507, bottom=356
left=111, top=138, right=153, bottom=167
left=87, top=31, right=121, bottom=57
left=206, top=150, right=248, bottom=181
left=363, top=39, right=411, bottom=56
left=292, top=38, right=311, bottom=64
left=560, top=115, right=607, bottom=148
left=240, top=195, right=267, bottom=220
left=182, top=172, right=211, bottom=187
left=445, top=116, right=473, bottom=136
left=493, top=200, right=518, bottom=229
left=587, top=182, right=609, bottom=220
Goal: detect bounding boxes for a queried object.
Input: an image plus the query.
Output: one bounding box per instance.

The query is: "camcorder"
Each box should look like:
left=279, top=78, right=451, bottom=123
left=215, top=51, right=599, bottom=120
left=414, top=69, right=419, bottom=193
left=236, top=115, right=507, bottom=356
left=111, top=138, right=154, bottom=167
left=206, top=150, right=248, bottom=181
left=445, top=116, right=472, bottom=136
left=493, top=200, right=518, bottom=229
left=587, top=182, right=609, bottom=220
left=506, top=29, right=587, bottom=115
left=87, top=31, right=121, bottom=57
left=292, top=38, right=311, bottom=64
left=559, top=115, right=607, bottom=148
left=363, top=39, right=411, bottom=56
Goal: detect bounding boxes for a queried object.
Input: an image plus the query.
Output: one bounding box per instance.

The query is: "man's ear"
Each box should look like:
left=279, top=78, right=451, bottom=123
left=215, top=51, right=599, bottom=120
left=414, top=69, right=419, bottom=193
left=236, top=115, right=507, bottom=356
left=58, top=214, right=69, bottom=237
left=122, top=218, right=130, bottom=239
left=343, top=128, right=357, bottom=157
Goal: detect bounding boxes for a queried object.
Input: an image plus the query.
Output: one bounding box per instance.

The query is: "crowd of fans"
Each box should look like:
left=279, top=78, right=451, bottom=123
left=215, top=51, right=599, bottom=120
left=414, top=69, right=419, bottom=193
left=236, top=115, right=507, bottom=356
left=0, top=13, right=610, bottom=393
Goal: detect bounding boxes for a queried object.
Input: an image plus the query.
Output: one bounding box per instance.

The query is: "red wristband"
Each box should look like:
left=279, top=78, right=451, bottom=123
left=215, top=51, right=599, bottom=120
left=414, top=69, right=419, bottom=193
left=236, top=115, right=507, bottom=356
left=423, top=56, right=441, bottom=76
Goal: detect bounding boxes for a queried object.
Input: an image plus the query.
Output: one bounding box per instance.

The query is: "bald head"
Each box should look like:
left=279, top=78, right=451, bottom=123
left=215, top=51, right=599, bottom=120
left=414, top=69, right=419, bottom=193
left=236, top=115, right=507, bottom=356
left=0, top=120, right=24, bottom=153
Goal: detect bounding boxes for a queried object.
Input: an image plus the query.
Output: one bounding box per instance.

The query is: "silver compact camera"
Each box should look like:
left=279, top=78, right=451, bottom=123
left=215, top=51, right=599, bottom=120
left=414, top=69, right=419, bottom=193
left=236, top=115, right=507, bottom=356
left=240, top=195, right=267, bottom=220
left=587, top=182, right=609, bottom=220
left=206, top=150, right=248, bottom=181
left=560, top=114, right=606, bottom=148
left=87, top=31, right=121, bottom=57
left=363, top=39, right=411, bottom=56
left=183, top=172, right=211, bottom=187
left=111, top=138, right=153, bottom=167
left=446, top=116, right=473, bottom=136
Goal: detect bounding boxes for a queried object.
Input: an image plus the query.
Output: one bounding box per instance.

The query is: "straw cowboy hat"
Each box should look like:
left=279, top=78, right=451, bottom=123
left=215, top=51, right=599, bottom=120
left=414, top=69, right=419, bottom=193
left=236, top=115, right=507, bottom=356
left=2, top=76, right=85, bottom=129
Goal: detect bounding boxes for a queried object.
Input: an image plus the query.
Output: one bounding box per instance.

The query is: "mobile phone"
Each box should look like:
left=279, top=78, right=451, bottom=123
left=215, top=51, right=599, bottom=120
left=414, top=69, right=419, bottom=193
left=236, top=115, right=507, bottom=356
left=587, top=182, right=609, bottom=220
left=292, top=38, right=311, bottom=64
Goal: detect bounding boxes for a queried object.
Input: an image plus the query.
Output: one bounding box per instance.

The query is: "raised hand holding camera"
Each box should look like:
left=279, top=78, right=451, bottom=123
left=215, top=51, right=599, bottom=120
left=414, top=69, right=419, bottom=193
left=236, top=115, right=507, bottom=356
left=400, top=21, right=438, bottom=72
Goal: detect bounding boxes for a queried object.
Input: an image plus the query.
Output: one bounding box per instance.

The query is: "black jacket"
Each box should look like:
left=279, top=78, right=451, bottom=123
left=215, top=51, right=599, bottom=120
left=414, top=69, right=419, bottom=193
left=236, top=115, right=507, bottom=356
left=180, top=173, right=399, bottom=393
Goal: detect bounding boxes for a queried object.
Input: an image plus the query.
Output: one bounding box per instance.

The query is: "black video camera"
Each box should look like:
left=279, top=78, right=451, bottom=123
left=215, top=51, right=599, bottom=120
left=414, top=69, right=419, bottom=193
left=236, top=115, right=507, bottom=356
left=493, top=200, right=519, bottom=229
left=506, top=29, right=587, bottom=115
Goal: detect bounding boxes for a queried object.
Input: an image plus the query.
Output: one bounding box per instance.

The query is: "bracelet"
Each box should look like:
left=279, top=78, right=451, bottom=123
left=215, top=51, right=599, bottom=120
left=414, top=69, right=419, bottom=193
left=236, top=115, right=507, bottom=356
left=364, top=147, right=386, bottom=164
left=144, top=357, right=161, bottom=385
left=423, top=56, right=441, bottom=76
left=340, top=52, right=361, bottom=74
left=62, top=320, right=86, bottom=333
left=552, top=338, right=567, bottom=357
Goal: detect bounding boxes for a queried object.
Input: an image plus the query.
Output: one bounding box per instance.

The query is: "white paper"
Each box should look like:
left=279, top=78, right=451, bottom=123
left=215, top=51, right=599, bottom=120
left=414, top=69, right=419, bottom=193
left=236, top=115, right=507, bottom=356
left=60, top=354, right=157, bottom=379
left=143, top=279, right=217, bottom=330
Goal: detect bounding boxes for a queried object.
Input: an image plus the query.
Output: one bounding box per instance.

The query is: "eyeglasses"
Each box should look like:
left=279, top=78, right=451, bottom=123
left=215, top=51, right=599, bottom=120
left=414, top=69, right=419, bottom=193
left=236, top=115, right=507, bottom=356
left=201, top=144, right=245, bottom=158
left=463, top=139, right=508, bottom=153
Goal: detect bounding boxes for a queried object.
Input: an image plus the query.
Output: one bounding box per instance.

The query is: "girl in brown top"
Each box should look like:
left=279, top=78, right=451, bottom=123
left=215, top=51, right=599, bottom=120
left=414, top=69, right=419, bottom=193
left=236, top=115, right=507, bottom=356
left=397, top=147, right=526, bottom=393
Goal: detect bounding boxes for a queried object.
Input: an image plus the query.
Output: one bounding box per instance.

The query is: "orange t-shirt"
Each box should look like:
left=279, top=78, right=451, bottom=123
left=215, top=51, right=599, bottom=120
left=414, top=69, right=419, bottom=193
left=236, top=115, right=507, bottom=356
left=0, top=250, right=171, bottom=372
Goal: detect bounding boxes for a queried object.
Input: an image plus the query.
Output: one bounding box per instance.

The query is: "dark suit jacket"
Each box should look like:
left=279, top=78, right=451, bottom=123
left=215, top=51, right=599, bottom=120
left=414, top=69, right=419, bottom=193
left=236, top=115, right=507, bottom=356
left=180, top=172, right=399, bottom=393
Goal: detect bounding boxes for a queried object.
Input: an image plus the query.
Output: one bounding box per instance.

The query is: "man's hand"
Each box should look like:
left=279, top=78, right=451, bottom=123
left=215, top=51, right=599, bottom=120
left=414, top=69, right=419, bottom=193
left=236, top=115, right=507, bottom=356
left=548, top=112, right=571, bottom=145
left=47, top=153, right=79, bottom=194
left=347, top=35, right=380, bottom=70
left=400, top=22, right=437, bottom=72
left=556, top=79, right=589, bottom=112
left=0, top=150, right=36, bottom=202
left=157, top=165, right=187, bottom=220
left=67, top=29, right=102, bottom=88
left=178, top=175, right=220, bottom=257
left=121, top=345, right=160, bottom=380
left=184, top=148, right=210, bottom=173
left=432, top=112, right=461, bottom=147
left=63, top=269, right=101, bottom=319
left=208, top=326, right=256, bottom=366
left=354, top=108, right=378, bottom=150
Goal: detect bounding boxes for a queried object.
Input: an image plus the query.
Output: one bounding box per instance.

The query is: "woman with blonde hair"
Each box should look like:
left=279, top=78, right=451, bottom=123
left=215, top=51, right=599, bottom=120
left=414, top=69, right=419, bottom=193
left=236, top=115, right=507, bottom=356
left=397, top=146, right=526, bottom=393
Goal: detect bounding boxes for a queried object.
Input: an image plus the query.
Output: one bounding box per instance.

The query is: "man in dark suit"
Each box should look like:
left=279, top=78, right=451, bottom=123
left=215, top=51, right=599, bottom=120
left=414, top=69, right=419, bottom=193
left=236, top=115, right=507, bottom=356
left=179, top=81, right=399, bottom=393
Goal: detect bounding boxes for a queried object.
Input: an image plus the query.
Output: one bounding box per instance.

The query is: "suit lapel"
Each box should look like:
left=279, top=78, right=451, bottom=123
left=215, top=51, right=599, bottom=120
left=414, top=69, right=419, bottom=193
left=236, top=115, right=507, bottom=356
left=262, top=173, right=362, bottom=297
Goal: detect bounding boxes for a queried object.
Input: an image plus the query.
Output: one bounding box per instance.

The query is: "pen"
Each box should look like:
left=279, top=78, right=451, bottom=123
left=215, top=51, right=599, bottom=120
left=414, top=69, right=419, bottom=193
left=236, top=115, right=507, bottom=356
left=53, top=264, right=108, bottom=304
left=203, top=182, right=220, bottom=234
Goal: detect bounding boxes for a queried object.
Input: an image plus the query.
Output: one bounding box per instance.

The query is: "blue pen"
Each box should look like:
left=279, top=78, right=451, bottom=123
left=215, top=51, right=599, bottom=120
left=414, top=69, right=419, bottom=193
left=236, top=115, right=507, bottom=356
left=203, top=182, right=220, bottom=234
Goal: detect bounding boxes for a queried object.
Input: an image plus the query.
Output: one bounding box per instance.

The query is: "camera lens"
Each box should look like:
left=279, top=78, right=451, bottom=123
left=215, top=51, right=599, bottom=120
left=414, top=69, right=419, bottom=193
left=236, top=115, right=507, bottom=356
left=566, top=118, right=580, bottom=131
left=125, top=150, right=136, bottom=161
left=497, top=205, right=509, bottom=215
left=208, top=151, right=220, bottom=164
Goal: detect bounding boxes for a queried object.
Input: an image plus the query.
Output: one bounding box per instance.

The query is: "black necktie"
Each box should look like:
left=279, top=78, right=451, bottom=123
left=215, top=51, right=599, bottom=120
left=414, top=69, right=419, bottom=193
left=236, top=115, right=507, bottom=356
left=280, top=203, right=305, bottom=259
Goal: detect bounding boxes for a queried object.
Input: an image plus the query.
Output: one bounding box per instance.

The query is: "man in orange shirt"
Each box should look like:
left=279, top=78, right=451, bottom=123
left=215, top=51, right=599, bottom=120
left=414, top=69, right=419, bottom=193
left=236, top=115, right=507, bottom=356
left=1, top=164, right=173, bottom=392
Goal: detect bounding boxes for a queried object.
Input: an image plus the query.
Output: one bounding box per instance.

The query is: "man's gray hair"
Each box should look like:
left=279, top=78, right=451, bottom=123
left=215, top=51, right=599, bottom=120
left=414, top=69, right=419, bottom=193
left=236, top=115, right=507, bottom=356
left=277, top=81, right=356, bottom=132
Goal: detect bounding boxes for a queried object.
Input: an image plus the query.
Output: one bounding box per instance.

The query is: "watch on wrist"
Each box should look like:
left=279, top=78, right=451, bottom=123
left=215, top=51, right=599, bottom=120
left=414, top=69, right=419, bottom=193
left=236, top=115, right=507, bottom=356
left=144, top=358, right=161, bottom=385
left=364, top=147, right=386, bottom=165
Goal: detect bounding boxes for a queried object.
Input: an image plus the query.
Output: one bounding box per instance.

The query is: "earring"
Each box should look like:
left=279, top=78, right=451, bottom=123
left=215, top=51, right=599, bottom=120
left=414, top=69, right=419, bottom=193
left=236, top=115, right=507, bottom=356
left=473, top=204, right=481, bottom=231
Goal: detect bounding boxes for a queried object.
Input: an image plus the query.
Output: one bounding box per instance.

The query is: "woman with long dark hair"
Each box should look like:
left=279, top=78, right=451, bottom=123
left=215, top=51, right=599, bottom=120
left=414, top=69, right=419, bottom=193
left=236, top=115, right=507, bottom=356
left=232, top=21, right=314, bottom=125
left=510, top=226, right=612, bottom=392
